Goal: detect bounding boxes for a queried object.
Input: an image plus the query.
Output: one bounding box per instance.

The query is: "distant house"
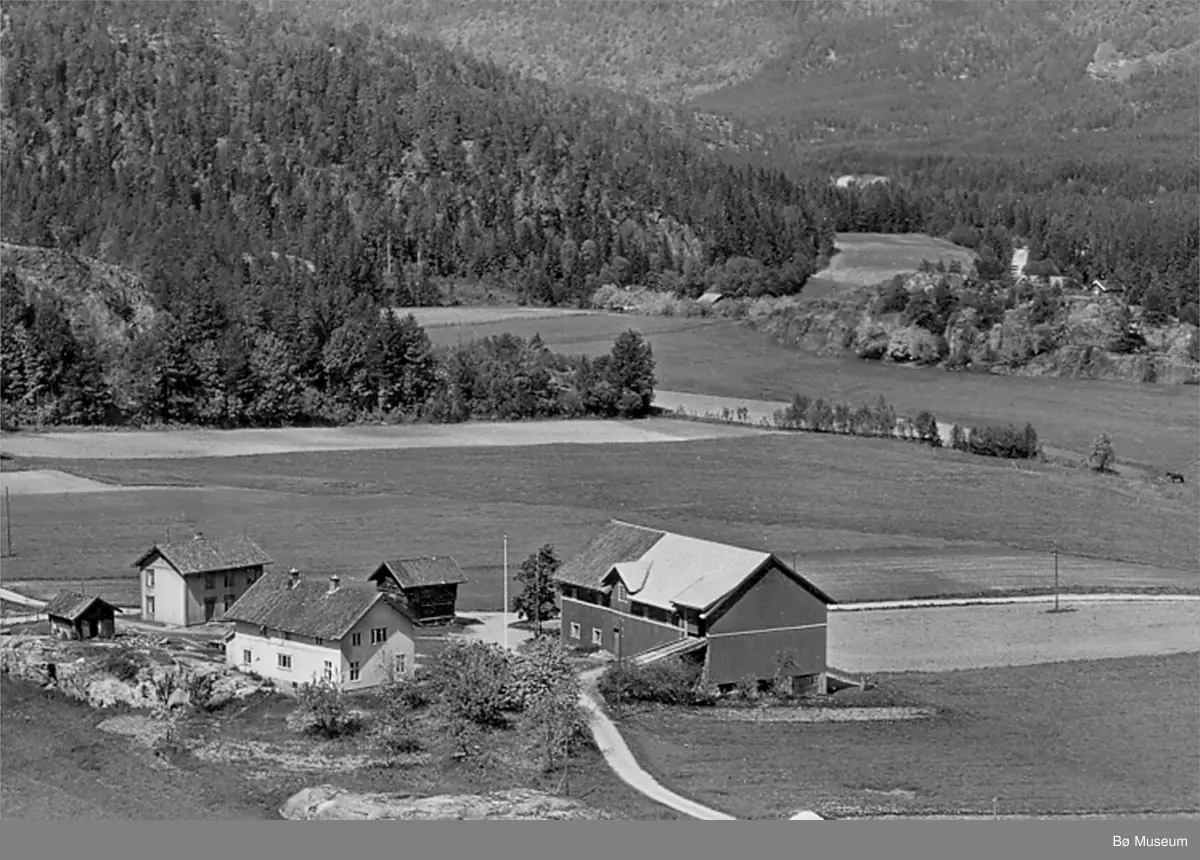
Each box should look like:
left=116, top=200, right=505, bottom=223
left=133, top=532, right=273, bottom=627
left=697, top=291, right=726, bottom=309
left=44, top=591, right=121, bottom=640
left=1091, top=279, right=1123, bottom=296
left=554, top=520, right=835, bottom=693
left=367, top=557, right=467, bottom=625
left=223, top=568, right=416, bottom=692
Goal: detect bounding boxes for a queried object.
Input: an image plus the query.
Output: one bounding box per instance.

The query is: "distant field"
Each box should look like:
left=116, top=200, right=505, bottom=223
left=423, top=315, right=1200, bottom=470
left=829, top=601, right=1200, bottom=673
left=803, top=232, right=978, bottom=300
left=624, top=653, right=1200, bottom=819
left=0, top=419, right=762, bottom=461
left=1, top=431, right=1194, bottom=610
left=402, top=306, right=601, bottom=328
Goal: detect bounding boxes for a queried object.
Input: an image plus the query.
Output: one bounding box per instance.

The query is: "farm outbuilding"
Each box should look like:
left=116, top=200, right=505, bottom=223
left=554, top=520, right=835, bottom=692
left=43, top=591, right=121, bottom=640
left=697, top=291, right=726, bottom=309
left=367, top=557, right=468, bottom=625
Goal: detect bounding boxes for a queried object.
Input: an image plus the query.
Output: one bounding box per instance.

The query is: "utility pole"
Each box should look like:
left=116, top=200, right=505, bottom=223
left=502, top=534, right=509, bottom=651
left=3, top=486, right=11, bottom=557
left=1053, top=546, right=1060, bottom=612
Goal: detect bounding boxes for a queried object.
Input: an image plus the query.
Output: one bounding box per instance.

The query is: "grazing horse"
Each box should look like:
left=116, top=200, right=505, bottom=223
left=1165, top=471, right=1185, bottom=484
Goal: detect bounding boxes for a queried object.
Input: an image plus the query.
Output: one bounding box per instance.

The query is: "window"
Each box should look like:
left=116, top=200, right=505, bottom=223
left=282, top=631, right=292, bottom=641
left=224, top=572, right=236, bottom=588
left=615, top=582, right=627, bottom=603
left=349, top=662, right=360, bottom=682
left=278, top=653, right=292, bottom=670
left=351, top=632, right=362, bottom=647
left=145, top=570, right=155, bottom=589
left=397, top=654, right=407, bottom=675
left=314, top=637, right=324, bottom=647
left=247, top=570, right=259, bottom=585
left=242, top=649, right=252, bottom=665
left=204, top=575, right=215, bottom=591
left=569, top=622, right=581, bottom=639
left=370, top=627, right=387, bottom=645
left=323, top=661, right=333, bottom=682
left=592, top=628, right=602, bottom=646
left=145, top=596, right=155, bottom=619
left=224, top=595, right=235, bottom=612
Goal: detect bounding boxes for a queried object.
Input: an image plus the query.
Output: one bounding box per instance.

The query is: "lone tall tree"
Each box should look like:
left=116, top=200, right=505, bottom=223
left=513, top=544, right=561, bottom=634
left=1088, top=432, right=1116, bottom=473
left=605, top=330, right=656, bottom=418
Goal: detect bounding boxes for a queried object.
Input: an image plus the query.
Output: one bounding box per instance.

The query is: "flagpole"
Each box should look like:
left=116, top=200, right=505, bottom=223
left=502, top=534, right=509, bottom=651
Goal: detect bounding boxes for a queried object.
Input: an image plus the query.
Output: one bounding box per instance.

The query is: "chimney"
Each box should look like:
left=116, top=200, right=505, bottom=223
left=289, top=567, right=301, bottom=589
left=327, top=574, right=341, bottom=595
left=193, top=531, right=204, bottom=541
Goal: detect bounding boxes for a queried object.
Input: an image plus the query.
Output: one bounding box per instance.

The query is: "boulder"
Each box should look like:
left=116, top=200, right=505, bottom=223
left=281, top=786, right=613, bottom=821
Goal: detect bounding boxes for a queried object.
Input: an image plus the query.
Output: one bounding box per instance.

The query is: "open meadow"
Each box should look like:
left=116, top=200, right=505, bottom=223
left=623, top=653, right=1200, bottom=820
left=802, top=232, right=978, bottom=300
left=0, top=428, right=1195, bottom=610
left=419, top=314, right=1199, bottom=472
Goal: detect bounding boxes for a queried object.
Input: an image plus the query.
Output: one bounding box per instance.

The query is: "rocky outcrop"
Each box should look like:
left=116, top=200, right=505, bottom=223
left=281, top=785, right=613, bottom=820
left=0, top=635, right=267, bottom=710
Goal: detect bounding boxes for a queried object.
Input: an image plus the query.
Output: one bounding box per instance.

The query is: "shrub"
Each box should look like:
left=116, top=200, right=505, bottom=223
left=183, top=671, right=220, bottom=711
left=98, top=650, right=148, bottom=683
left=427, top=640, right=513, bottom=727
left=1088, top=432, right=1116, bottom=473
left=913, top=411, right=942, bottom=448
left=295, top=678, right=359, bottom=739
left=596, top=657, right=709, bottom=707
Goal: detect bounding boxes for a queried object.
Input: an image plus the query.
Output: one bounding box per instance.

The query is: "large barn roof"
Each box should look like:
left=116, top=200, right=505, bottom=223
left=224, top=570, right=408, bottom=641
left=132, top=533, right=273, bottom=576
left=557, top=519, right=835, bottom=613
left=368, top=557, right=467, bottom=589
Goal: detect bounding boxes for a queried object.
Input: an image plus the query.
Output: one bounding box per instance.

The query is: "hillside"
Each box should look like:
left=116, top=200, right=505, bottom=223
left=308, top=0, right=1200, bottom=319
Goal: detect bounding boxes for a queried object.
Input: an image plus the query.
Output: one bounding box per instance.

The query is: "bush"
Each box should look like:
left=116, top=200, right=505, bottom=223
left=1088, top=432, right=1116, bottom=473
left=913, top=411, right=942, bottom=448
left=427, top=640, right=514, bottom=727
left=98, top=650, right=148, bottom=683
left=296, top=678, right=359, bottom=739
left=596, top=657, right=709, bottom=707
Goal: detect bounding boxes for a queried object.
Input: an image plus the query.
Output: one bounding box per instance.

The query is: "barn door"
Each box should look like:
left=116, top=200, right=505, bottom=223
left=204, top=598, right=217, bottom=622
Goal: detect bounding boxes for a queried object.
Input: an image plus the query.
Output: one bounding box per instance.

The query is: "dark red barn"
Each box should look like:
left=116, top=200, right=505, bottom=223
left=554, top=520, right=835, bottom=692
left=367, top=556, right=467, bottom=625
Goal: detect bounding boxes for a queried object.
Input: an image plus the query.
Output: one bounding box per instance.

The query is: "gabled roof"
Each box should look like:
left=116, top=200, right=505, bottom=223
left=132, top=533, right=273, bottom=576
left=562, top=519, right=836, bottom=614
left=553, top=521, right=667, bottom=588
left=43, top=591, right=122, bottom=621
left=224, top=570, right=409, bottom=641
left=368, top=557, right=467, bottom=589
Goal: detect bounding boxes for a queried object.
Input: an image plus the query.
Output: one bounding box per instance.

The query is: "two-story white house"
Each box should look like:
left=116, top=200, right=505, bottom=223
left=133, top=532, right=273, bottom=627
left=222, top=567, right=416, bottom=692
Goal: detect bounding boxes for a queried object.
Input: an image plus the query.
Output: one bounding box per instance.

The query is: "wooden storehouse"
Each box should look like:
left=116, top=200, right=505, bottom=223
left=554, top=520, right=836, bottom=693
left=44, top=591, right=122, bottom=640
left=367, top=557, right=468, bottom=625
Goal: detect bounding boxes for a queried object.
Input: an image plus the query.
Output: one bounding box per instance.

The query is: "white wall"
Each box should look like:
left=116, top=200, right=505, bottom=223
left=142, top=561, right=187, bottom=626
left=341, top=601, right=417, bottom=692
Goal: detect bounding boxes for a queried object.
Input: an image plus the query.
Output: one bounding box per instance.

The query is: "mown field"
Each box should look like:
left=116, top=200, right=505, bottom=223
left=422, top=314, right=1200, bottom=472
left=1, top=429, right=1195, bottom=610
left=623, top=653, right=1200, bottom=820
left=802, top=232, right=978, bottom=300
left=0, top=676, right=678, bottom=820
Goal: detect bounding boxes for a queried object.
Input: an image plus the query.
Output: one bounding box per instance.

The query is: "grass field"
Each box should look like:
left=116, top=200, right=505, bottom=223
left=828, top=601, right=1200, bottom=673
left=0, top=676, right=679, bottom=820
left=0, top=430, right=1195, bottom=610
left=622, top=653, right=1200, bottom=819
left=420, top=314, right=1199, bottom=472
left=803, top=232, right=978, bottom=300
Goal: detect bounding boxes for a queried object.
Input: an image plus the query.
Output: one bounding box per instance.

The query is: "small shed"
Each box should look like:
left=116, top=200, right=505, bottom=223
left=697, top=291, right=726, bottom=309
left=43, top=591, right=122, bottom=640
left=367, top=557, right=468, bottom=624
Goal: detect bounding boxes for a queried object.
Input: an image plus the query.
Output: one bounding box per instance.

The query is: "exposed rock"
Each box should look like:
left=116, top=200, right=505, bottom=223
left=281, top=785, right=613, bottom=820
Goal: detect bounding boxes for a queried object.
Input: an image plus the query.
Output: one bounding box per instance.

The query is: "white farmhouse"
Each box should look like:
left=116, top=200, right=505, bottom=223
left=223, top=568, right=416, bottom=692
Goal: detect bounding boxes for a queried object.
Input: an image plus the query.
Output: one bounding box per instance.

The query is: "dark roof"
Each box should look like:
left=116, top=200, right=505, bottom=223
left=43, top=591, right=122, bottom=621
left=553, top=520, right=666, bottom=588
left=223, top=571, right=409, bottom=640
left=369, top=557, right=467, bottom=589
left=132, top=533, right=273, bottom=575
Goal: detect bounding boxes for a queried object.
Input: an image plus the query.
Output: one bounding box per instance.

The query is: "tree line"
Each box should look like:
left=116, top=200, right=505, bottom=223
left=1, top=269, right=657, bottom=429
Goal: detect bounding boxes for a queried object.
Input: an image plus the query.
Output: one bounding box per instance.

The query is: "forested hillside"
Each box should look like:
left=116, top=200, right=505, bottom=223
left=316, top=0, right=1200, bottom=320
left=0, top=0, right=827, bottom=426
